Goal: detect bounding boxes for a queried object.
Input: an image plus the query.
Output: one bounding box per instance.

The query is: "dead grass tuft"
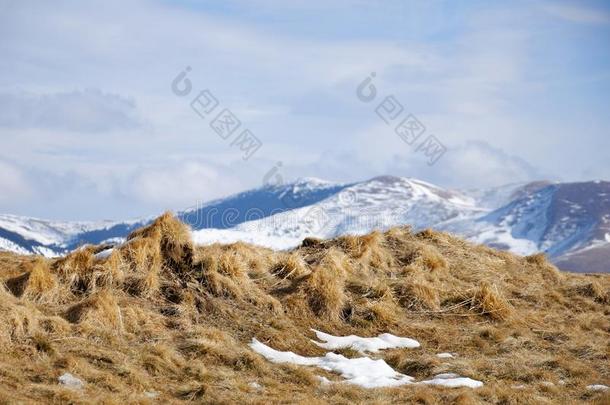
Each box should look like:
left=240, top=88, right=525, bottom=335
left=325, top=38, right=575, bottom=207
left=472, top=282, right=513, bottom=320
left=299, top=249, right=349, bottom=321
left=393, top=276, right=440, bottom=311
left=571, top=281, right=608, bottom=304
left=270, top=252, right=309, bottom=280
left=5, top=257, right=57, bottom=301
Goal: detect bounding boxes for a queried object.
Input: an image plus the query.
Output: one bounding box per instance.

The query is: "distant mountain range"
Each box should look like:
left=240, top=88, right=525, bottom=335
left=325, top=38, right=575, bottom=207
left=1, top=176, right=609, bottom=273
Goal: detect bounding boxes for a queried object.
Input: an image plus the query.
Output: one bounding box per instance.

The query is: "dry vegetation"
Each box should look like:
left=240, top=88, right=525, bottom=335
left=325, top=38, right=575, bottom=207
left=0, top=213, right=608, bottom=404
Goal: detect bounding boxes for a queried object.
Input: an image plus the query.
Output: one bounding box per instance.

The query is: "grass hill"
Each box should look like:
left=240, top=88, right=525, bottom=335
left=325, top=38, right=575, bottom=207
left=0, top=213, right=608, bottom=404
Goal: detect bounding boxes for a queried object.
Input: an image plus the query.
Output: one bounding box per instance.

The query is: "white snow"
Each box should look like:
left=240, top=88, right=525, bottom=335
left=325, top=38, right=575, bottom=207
left=436, top=353, right=454, bottom=359
left=0, top=237, right=30, bottom=255
left=249, top=338, right=415, bottom=388
left=587, top=384, right=609, bottom=391
left=94, top=248, right=114, bottom=260
left=311, top=329, right=420, bottom=354
left=0, top=214, right=118, bottom=246
left=248, top=382, right=262, bottom=391
left=144, top=391, right=159, bottom=398
left=420, top=373, right=484, bottom=389
left=58, top=373, right=84, bottom=389
left=317, top=376, right=332, bottom=385
left=249, top=337, right=483, bottom=390
left=33, top=246, right=61, bottom=258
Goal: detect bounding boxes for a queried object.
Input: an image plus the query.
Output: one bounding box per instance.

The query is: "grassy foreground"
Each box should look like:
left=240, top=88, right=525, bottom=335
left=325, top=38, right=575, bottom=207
left=0, top=213, right=608, bottom=404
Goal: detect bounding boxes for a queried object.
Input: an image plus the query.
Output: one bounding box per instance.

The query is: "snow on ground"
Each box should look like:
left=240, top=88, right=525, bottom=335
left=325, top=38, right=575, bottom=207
left=311, top=329, right=420, bottom=353
left=58, top=373, right=84, bottom=389
left=466, top=226, right=538, bottom=256
left=318, top=376, right=332, bottom=385
left=144, top=391, right=159, bottom=398
left=248, top=382, right=263, bottom=391
left=0, top=237, right=30, bottom=255
left=436, top=353, right=454, bottom=359
left=94, top=248, right=114, bottom=260
left=250, top=331, right=483, bottom=389
left=419, top=373, right=483, bottom=389
left=586, top=384, right=609, bottom=391
left=250, top=338, right=415, bottom=388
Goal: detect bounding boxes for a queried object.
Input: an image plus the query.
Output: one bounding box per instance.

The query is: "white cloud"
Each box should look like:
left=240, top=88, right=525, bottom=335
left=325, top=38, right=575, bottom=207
left=0, top=89, right=141, bottom=132
left=126, top=161, right=245, bottom=207
left=0, top=160, right=33, bottom=202
left=395, top=140, right=542, bottom=189
left=542, top=3, right=610, bottom=24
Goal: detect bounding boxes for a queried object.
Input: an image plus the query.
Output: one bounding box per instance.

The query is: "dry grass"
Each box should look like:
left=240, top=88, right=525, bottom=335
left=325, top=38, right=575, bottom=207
left=0, top=213, right=608, bottom=404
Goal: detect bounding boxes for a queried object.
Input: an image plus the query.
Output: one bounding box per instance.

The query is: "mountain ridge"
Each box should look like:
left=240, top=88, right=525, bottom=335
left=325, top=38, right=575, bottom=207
left=1, top=176, right=609, bottom=273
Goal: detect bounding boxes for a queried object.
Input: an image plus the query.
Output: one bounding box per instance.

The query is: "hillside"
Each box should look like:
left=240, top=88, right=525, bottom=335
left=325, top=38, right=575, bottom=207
left=0, top=214, right=608, bottom=404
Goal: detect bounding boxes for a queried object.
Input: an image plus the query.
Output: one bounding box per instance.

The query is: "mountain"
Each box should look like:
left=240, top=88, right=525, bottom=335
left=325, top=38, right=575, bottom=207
left=450, top=181, right=610, bottom=271
left=193, top=176, right=484, bottom=249
left=0, top=178, right=347, bottom=255
left=1, top=176, right=609, bottom=272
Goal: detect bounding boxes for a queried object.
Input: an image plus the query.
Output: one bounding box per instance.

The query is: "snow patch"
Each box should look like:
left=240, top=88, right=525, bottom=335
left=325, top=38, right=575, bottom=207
left=249, top=337, right=482, bottom=389
left=311, top=329, right=420, bottom=354
left=94, top=248, right=113, bottom=260
left=144, top=391, right=159, bottom=398
left=249, top=338, right=414, bottom=388
left=318, top=376, right=332, bottom=385
left=436, top=352, right=454, bottom=359
left=587, top=384, right=609, bottom=391
left=58, top=373, right=84, bottom=389
left=248, top=382, right=262, bottom=391
left=420, top=373, right=484, bottom=389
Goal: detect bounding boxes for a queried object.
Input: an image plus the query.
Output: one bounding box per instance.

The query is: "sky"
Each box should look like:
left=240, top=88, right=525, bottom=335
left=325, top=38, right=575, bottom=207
left=0, top=0, right=609, bottom=220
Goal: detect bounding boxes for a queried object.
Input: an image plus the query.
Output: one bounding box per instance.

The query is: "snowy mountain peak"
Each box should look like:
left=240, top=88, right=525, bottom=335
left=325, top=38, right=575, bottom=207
left=1, top=177, right=609, bottom=272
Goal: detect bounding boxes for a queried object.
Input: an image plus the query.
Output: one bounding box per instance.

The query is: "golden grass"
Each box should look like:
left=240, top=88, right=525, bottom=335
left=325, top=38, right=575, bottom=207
left=0, top=214, right=608, bottom=404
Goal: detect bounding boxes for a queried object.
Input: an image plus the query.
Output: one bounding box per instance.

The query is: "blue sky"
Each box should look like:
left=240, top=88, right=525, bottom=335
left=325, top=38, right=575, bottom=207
left=0, top=0, right=609, bottom=220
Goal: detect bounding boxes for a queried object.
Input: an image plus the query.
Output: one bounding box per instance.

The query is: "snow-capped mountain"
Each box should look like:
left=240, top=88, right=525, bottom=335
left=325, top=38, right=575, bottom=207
left=1, top=176, right=609, bottom=273
left=465, top=181, right=610, bottom=272
left=193, top=176, right=484, bottom=249
left=0, top=178, right=347, bottom=256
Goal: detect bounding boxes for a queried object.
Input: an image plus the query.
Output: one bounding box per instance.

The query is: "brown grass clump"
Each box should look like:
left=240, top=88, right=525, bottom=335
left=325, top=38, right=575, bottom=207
left=335, top=232, right=395, bottom=271
left=393, top=275, right=440, bottom=311
left=127, top=211, right=194, bottom=268
left=270, top=252, right=309, bottom=280
left=0, top=213, right=608, bottom=404
left=471, top=282, right=513, bottom=320
left=416, top=245, right=448, bottom=272
left=299, top=249, right=349, bottom=322
left=525, top=252, right=563, bottom=284
left=5, top=257, right=56, bottom=301
left=63, top=290, right=124, bottom=333
left=570, top=280, right=609, bottom=304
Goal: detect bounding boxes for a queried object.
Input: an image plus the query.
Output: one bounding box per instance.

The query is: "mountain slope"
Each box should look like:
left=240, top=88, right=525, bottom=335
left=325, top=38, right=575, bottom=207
left=193, top=176, right=484, bottom=248
left=459, top=181, right=610, bottom=271
left=0, top=214, right=608, bottom=403
left=1, top=177, right=609, bottom=272
left=0, top=178, right=349, bottom=256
